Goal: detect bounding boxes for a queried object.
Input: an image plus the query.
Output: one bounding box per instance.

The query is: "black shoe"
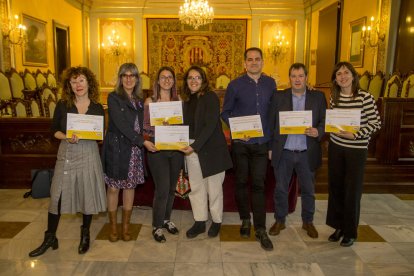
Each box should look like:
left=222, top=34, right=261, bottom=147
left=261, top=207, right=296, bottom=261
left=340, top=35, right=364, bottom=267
left=152, top=228, right=166, bottom=243
left=186, top=221, right=206, bottom=239
left=78, top=225, right=90, bottom=254
left=163, top=221, right=179, bottom=235
left=208, top=222, right=221, bottom=238
left=29, top=231, right=59, bottom=257
left=255, top=229, right=273, bottom=251
left=240, top=219, right=251, bottom=238
left=340, top=237, right=355, bottom=247
left=328, top=229, right=344, bottom=242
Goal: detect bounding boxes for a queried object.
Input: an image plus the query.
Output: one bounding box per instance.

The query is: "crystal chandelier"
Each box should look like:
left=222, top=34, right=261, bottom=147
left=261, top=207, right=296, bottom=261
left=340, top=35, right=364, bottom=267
left=266, top=31, right=290, bottom=62
left=101, top=30, right=126, bottom=57
left=178, top=0, right=214, bottom=30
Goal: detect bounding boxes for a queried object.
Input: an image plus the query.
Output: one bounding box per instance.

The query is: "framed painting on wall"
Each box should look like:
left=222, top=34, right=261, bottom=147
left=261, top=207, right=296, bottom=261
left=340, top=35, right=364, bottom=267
left=349, top=17, right=366, bottom=68
left=22, top=14, right=48, bottom=67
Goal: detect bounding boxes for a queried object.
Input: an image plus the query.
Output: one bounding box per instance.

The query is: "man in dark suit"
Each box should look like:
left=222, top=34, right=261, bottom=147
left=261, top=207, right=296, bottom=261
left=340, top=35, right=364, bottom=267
left=268, top=63, right=326, bottom=238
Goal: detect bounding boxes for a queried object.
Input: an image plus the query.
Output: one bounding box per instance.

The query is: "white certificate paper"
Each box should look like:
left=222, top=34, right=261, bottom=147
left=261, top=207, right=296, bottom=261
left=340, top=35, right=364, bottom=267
left=279, top=111, right=312, bottom=134
left=149, top=101, right=183, bottom=126
left=155, top=125, right=189, bottom=150
left=66, top=113, right=104, bottom=140
left=229, top=115, right=264, bottom=139
left=325, top=109, right=361, bottom=133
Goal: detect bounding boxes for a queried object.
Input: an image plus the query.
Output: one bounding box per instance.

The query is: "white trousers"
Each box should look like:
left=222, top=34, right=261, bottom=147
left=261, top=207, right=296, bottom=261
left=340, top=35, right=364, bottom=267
left=185, top=151, right=225, bottom=223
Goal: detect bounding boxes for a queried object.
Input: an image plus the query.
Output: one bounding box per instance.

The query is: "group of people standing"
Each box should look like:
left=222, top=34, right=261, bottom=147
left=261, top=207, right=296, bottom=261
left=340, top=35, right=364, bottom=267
left=28, top=46, right=381, bottom=257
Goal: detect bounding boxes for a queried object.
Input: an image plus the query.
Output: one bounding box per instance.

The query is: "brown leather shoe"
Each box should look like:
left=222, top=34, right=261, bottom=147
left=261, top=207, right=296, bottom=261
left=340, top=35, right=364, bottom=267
left=302, top=222, right=318, bottom=238
left=269, top=221, right=286, bottom=236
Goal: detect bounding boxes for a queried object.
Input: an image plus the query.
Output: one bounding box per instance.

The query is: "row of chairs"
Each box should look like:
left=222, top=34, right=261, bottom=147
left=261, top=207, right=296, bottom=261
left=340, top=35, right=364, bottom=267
left=359, top=70, right=414, bottom=99
left=0, top=68, right=59, bottom=118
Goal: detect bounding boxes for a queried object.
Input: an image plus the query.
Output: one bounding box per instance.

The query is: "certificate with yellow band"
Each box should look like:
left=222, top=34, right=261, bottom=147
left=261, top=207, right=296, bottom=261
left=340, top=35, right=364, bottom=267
left=325, top=109, right=361, bottom=134
left=66, top=113, right=104, bottom=140
left=149, top=101, right=183, bottom=126
left=155, top=126, right=189, bottom=150
left=279, top=111, right=312, bottom=134
left=229, top=115, right=264, bottom=140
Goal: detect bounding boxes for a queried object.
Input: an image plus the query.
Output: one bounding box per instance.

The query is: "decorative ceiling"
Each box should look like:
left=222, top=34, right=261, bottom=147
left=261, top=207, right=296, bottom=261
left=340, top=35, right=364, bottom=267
left=88, top=0, right=308, bottom=15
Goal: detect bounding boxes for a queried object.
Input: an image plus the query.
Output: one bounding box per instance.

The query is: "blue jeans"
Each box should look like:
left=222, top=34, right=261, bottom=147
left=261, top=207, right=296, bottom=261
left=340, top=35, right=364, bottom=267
left=274, top=150, right=315, bottom=223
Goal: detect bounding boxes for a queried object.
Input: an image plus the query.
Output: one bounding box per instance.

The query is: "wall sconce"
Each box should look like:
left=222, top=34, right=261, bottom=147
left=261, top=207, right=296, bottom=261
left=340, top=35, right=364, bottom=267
left=101, top=29, right=126, bottom=57
left=362, top=16, right=385, bottom=48
left=2, top=14, right=27, bottom=46
left=266, top=30, right=290, bottom=62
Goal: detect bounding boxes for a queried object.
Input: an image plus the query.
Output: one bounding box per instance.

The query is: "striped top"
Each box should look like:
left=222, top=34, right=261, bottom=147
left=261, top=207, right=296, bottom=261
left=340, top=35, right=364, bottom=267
left=330, top=90, right=381, bottom=149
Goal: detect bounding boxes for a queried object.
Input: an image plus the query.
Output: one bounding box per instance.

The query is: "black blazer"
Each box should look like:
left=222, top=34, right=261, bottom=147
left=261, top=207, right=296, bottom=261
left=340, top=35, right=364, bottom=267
left=268, top=88, right=327, bottom=171
left=184, top=90, right=232, bottom=178
left=102, top=92, right=145, bottom=179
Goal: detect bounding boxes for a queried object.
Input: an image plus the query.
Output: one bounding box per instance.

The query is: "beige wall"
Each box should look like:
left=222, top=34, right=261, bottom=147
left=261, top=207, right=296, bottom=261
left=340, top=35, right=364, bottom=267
left=8, top=0, right=84, bottom=73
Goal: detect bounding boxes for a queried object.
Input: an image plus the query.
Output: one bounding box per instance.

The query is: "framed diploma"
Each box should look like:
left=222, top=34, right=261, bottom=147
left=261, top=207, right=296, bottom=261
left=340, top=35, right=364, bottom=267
left=66, top=113, right=104, bottom=140
left=325, top=109, right=361, bottom=133
left=229, top=115, right=264, bottom=139
left=149, top=101, right=183, bottom=126
left=155, top=125, right=189, bottom=150
left=279, top=111, right=312, bottom=134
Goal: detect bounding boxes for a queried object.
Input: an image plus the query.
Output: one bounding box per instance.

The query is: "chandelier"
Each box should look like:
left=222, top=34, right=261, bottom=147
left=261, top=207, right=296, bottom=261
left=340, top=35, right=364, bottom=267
left=2, top=14, right=27, bottom=46
left=361, top=16, right=385, bottom=48
left=178, top=0, right=214, bottom=30
left=266, top=31, right=290, bottom=62
left=101, top=29, right=126, bottom=57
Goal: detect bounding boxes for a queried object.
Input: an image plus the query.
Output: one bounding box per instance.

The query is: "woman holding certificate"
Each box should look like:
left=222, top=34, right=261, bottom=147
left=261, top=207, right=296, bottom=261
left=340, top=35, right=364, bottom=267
left=326, top=62, right=381, bottom=247
left=180, top=65, right=232, bottom=238
left=29, top=67, right=106, bottom=257
left=102, top=63, right=157, bottom=242
left=143, top=66, right=184, bottom=243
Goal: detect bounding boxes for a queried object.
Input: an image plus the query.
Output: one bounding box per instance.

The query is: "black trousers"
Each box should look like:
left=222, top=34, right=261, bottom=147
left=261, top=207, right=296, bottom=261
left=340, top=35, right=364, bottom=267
left=326, top=142, right=367, bottom=239
left=232, top=142, right=268, bottom=230
left=147, top=150, right=184, bottom=228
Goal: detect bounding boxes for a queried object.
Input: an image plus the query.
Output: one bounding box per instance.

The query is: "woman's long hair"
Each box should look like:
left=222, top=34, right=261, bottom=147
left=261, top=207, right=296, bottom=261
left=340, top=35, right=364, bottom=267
left=151, top=66, right=179, bottom=102
left=180, top=65, right=210, bottom=102
left=61, top=66, right=100, bottom=108
left=115, top=63, right=142, bottom=100
left=331, top=61, right=360, bottom=105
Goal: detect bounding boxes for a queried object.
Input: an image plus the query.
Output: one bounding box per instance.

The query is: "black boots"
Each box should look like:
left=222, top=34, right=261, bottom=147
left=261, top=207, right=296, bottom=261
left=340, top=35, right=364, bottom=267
left=78, top=225, right=90, bottom=254
left=29, top=231, right=59, bottom=257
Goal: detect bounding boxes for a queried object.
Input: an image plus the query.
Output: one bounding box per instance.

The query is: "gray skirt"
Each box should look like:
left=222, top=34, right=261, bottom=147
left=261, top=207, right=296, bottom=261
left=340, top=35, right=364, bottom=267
left=48, top=139, right=107, bottom=215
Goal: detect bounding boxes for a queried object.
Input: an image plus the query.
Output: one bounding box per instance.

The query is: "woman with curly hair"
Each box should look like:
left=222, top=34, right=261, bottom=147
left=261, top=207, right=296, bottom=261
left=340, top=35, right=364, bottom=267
left=29, top=67, right=107, bottom=257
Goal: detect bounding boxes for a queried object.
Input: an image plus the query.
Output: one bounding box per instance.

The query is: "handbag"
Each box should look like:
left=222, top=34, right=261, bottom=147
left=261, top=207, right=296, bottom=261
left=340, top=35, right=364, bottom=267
left=23, top=169, right=54, bottom=199
left=175, top=169, right=191, bottom=199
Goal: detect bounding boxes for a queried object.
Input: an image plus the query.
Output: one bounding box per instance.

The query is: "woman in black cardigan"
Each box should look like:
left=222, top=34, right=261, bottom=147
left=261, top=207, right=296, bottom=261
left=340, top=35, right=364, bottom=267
left=179, top=65, right=232, bottom=238
left=102, top=63, right=157, bottom=242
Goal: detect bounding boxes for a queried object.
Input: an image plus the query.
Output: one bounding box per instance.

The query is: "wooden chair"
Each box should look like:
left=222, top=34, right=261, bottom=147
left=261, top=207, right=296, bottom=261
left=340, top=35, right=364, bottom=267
left=140, top=72, right=151, bottom=90
left=46, top=70, right=58, bottom=88
left=368, top=71, right=385, bottom=100
left=0, top=71, right=13, bottom=116
left=35, top=69, right=47, bottom=89
left=215, top=74, right=231, bottom=89
left=402, top=72, right=414, bottom=98
left=11, top=98, right=29, bottom=117
left=23, top=69, right=38, bottom=91
left=44, top=94, right=57, bottom=118
left=28, top=98, right=42, bottom=117
left=358, top=71, right=371, bottom=91
left=8, top=68, right=25, bottom=99
left=384, top=73, right=402, bottom=98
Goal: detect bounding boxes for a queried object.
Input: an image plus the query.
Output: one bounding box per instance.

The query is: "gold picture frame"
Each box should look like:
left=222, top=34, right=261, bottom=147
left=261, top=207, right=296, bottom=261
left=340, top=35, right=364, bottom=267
left=349, top=17, right=366, bottom=68
left=22, top=14, right=48, bottom=67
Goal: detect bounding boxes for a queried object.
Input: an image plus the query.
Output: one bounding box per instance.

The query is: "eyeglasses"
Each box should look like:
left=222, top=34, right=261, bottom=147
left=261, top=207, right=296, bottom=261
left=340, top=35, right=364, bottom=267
left=160, top=76, right=174, bottom=81
left=70, top=78, right=87, bottom=86
left=187, top=76, right=202, bottom=81
left=121, top=74, right=137, bottom=79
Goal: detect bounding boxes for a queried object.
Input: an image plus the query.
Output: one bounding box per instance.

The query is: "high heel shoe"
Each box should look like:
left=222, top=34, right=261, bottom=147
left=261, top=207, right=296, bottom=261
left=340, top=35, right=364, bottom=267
left=29, top=231, right=58, bottom=257
left=328, top=229, right=344, bottom=242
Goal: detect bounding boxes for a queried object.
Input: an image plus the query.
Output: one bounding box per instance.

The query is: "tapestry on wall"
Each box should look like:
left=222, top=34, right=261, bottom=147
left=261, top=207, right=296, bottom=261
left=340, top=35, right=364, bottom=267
left=146, top=19, right=247, bottom=88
